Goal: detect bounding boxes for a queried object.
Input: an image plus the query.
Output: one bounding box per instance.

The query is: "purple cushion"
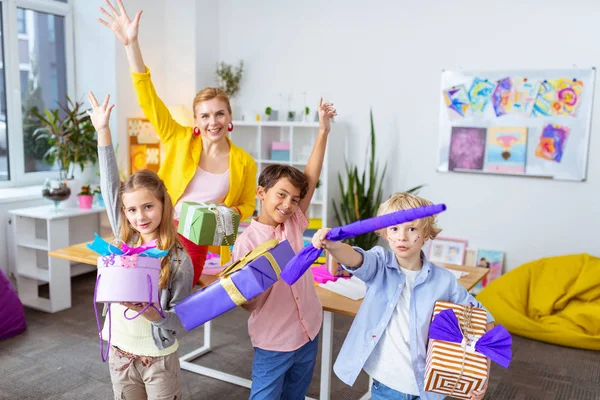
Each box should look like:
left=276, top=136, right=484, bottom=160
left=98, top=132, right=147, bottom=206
left=0, top=268, right=26, bottom=339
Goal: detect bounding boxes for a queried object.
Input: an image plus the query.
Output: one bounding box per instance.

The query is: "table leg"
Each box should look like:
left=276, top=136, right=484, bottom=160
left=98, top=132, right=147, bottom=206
left=178, top=321, right=253, bottom=389
left=320, top=311, right=334, bottom=400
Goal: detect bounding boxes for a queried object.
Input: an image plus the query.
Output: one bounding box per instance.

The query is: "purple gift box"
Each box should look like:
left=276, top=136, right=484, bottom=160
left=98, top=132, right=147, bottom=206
left=175, top=239, right=295, bottom=331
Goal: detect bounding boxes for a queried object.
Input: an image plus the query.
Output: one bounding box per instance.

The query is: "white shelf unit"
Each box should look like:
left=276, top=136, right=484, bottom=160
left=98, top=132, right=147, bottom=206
left=230, top=120, right=345, bottom=240
left=8, top=205, right=110, bottom=313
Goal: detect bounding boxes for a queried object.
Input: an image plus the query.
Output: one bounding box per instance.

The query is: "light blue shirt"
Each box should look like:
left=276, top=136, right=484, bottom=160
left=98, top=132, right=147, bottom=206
left=333, top=246, right=494, bottom=400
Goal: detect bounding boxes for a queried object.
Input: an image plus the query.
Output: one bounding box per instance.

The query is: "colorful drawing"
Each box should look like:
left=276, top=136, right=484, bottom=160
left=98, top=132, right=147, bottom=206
left=512, top=78, right=540, bottom=116
left=535, top=124, right=570, bottom=163
left=491, top=77, right=513, bottom=117
left=486, top=126, right=527, bottom=173
left=552, top=78, right=584, bottom=116
left=448, top=127, right=487, bottom=171
left=471, top=249, right=504, bottom=294
left=443, top=85, right=471, bottom=118
left=532, top=80, right=555, bottom=117
left=468, top=78, right=495, bottom=115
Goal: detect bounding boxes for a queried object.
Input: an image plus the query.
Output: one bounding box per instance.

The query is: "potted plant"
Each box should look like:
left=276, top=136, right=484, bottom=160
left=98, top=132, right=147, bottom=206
left=304, top=106, right=310, bottom=122
left=215, top=60, right=244, bottom=98
left=94, top=186, right=105, bottom=208
left=31, top=96, right=98, bottom=181
left=77, top=185, right=94, bottom=209
left=332, top=109, right=423, bottom=250
left=287, top=111, right=296, bottom=121
left=216, top=60, right=244, bottom=118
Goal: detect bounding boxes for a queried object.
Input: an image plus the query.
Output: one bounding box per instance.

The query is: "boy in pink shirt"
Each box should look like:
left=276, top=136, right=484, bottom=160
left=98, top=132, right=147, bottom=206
left=232, top=98, right=337, bottom=400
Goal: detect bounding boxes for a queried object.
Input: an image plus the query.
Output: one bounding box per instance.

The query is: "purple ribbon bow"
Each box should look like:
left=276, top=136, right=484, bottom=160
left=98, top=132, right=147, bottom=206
left=429, top=309, right=512, bottom=368
left=280, top=203, right=447, bottom=285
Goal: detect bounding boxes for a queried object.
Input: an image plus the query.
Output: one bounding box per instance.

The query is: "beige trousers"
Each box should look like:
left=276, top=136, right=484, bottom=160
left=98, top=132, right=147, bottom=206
left=108, top=346, right=182, bottom=400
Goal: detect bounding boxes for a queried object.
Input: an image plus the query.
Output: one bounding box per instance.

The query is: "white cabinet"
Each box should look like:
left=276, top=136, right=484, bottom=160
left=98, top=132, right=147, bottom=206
left=230, top=121, right=345, bottom=238
left=8, top=205, right=110, bottom=313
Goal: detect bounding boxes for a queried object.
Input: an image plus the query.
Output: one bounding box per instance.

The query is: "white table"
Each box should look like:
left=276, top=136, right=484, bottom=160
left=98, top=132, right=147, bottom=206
left=9, top=205, right=107, bottom=313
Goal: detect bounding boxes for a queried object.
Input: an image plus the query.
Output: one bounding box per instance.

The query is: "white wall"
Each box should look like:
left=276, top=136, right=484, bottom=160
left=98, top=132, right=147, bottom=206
left=67, top=0, right=599, bottom=272
left=212, top=0, right=600, bottom=271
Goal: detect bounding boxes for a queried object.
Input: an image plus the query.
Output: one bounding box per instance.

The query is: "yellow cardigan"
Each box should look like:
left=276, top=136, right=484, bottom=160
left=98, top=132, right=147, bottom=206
left=131, top=68, right=257, bottom=264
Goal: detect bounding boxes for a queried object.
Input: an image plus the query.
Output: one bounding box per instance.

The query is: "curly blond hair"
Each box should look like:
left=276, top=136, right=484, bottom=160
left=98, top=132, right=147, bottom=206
left=376, top=192, right=442, bottom=240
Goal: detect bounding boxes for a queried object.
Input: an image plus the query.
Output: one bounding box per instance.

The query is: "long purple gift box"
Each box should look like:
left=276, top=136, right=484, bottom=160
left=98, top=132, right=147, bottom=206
left=175, top=239, right=295, bottom=331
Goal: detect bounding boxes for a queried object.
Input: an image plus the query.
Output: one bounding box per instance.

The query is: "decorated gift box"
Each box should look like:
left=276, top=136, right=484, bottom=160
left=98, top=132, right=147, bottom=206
left=424, top=301, right=512, bottom=399
left=88, top=234, right=168, bottom=304
left=178, top=202, right=240, bottom=246
left=87, top=234, right=169, bottom=361
left=175, top=239, right=295, bottom=331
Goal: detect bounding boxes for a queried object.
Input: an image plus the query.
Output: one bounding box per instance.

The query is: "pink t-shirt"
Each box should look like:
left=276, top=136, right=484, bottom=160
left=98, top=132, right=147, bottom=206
left=232, top=207, right=323, bottom=351
left=174, top=167, right=230, bottom=219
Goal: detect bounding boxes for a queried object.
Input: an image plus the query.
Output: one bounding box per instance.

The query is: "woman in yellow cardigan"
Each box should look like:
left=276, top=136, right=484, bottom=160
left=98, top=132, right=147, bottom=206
left=98, top=0, right=257, bottom=286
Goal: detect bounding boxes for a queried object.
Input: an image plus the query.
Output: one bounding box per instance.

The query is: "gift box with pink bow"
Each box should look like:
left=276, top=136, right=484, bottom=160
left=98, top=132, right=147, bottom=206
left=87, top=234, right=169, bottom=361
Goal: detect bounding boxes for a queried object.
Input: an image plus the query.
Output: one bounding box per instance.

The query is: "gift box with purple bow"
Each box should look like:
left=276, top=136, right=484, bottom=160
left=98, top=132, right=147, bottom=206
left=424, top=301, right=512, bottom=399
left=175, top=239, right=295, bottom=331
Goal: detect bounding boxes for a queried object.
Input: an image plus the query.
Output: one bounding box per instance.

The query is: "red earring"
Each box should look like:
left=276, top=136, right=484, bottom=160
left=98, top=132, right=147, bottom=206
left=193, top=127, right=201, bottom=137
left=228, top=122, right=234, bottom=132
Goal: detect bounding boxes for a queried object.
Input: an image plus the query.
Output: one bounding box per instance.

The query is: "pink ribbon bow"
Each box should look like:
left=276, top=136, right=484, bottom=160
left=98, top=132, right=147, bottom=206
left=121, top=239, right=158, bottom=256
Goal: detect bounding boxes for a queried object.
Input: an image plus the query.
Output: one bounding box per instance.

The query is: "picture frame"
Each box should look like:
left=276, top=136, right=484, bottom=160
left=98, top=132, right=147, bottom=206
left=427, top=237, right=468, bottom=265
left=128, top=118, right=161, bottom=175
left=471, top=249, right=505, bottom=294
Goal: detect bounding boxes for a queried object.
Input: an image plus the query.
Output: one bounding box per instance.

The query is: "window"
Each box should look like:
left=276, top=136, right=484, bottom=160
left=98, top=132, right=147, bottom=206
left=0, top=8, right=9, bottom=181
left=19, top=8, right=67, bottom=173
left=0, top=0, right=73, bottom=185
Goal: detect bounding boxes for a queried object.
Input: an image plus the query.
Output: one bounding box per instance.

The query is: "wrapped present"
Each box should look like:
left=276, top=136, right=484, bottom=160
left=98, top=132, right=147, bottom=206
left=178, top=202, right=240, bottom=246
left=424, top=301, right=512, bottom=399
left=87, top=234, right=169, bottom=362
left=175, top=239, right=295, bottom=331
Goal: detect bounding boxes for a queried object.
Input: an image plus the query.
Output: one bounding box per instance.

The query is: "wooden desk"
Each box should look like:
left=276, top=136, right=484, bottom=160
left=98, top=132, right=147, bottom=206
left=49, top=240, right=488, bottom=400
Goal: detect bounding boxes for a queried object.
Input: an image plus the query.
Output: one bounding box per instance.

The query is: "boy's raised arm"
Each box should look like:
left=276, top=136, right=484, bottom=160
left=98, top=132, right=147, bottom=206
left=299, top=97, right=337, bottom=213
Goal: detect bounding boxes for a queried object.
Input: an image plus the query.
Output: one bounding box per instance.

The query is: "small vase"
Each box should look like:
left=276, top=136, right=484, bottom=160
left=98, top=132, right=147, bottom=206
left=78, top=195, right=94, bottom=209
left=42, top=178, right=71, bottom=210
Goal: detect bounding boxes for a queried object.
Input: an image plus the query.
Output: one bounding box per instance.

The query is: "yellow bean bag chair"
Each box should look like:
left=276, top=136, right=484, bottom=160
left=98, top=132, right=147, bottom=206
left=477, top=253, right=600, bottom=350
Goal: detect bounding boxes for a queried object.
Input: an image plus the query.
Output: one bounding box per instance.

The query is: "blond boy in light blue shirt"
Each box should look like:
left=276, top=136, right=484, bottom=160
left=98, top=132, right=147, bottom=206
left=311, top=192, right=494, bottom=400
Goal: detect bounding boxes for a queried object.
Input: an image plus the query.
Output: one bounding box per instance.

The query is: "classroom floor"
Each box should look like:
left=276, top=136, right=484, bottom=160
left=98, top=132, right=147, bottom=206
left=1, top=273, right=599, bottom=400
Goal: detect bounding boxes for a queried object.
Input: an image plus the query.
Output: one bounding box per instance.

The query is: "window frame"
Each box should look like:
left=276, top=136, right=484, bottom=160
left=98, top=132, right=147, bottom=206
left=0, top=0, right=74, bottom=188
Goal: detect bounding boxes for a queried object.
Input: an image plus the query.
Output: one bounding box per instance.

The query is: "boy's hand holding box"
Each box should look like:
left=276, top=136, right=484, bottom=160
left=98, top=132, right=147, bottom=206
left=424, top=301, right=512, bottom=399
left=178, top=202, right=240, bottom=246
left=174, top=239, right=296, bottom=331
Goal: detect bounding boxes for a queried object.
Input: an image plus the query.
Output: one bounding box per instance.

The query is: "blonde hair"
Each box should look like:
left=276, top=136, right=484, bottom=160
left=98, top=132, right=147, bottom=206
left=118, top=170, right=181, bottom=290
left=376, top=192, right=442, bottom=240
left=192, top=87, right=232, bottom=118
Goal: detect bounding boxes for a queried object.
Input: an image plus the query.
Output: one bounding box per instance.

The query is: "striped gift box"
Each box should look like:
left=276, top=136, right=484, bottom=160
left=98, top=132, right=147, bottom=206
left=424, top=301, right=488, bottom=399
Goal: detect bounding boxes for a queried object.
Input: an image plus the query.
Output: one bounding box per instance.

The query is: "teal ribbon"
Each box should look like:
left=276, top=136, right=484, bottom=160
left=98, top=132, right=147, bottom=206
left=86, top=233, right=168, bottom=258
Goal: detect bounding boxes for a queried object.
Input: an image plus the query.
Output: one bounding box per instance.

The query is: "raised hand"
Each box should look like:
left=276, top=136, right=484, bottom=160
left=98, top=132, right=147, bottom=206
left=97, top=0, right=142, bottom=46
left=86, top=91, right=114, bottom=135
left=318, top=97, right=337, bottom=135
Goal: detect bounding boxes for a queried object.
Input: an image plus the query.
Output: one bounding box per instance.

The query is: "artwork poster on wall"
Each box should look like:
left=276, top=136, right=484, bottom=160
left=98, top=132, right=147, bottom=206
left=485, top=126, right=528, bottom=174
left=438, top=68, right=595, bottom=181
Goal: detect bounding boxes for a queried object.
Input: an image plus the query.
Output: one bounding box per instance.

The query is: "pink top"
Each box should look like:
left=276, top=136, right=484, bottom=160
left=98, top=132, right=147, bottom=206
left=232, top=208, right=323, bottom=351
left=174, top=167, right=230, bottom=219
